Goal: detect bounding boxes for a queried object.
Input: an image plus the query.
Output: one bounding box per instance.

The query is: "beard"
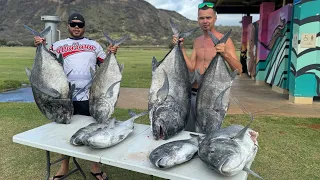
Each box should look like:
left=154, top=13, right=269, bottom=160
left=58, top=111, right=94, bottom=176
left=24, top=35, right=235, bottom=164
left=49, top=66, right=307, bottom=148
left=68, top=28, right=85, bottom=38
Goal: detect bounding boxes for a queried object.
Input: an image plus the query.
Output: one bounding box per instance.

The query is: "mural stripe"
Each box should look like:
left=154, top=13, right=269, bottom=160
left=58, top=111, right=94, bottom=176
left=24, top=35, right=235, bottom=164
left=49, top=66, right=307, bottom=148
left=296, top=47, right=320, bottom=58
left=293, top=15, right=320, bottom=26
left=265, top=42, right=287, bottom=82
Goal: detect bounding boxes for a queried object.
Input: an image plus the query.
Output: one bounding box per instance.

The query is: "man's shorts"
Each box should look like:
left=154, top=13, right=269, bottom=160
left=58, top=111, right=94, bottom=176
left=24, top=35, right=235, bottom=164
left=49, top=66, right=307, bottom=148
left=184, top=88, right=198, bottom=132
left=73, top=100, right=90, bottom=116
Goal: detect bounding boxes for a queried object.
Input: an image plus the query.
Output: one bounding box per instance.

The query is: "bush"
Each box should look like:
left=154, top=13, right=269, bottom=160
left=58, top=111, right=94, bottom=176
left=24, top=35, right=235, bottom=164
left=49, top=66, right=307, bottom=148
left=0, top=39, right=7, bottom=45
left=0, top=80, right=22, bottom=91
left=6, top=40, right=23, bottom=47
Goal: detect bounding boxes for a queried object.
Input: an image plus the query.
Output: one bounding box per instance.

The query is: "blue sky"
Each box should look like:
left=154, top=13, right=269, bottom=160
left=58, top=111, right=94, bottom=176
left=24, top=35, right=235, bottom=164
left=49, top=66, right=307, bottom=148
left=145, top=0, right=260, bottom=26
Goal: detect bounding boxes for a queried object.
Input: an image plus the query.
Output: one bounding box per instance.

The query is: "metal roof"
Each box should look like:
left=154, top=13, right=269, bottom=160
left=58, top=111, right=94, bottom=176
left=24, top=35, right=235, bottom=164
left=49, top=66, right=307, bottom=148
left=213, top=0, right=293, bottom=14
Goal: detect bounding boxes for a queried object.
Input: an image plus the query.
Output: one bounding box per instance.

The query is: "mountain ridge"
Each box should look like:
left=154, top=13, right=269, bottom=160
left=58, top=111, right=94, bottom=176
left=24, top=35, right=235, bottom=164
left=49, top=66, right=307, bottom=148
left=0, top=0, right=242, bottom=48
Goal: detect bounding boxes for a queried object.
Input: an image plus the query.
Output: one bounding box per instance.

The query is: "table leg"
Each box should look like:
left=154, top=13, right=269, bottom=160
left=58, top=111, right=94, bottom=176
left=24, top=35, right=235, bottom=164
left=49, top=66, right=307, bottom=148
left=46, top=151, right=50, bottom=180
left=45, top=151, right=86, bottom=180
left=72, top=157, right=86, bottom=179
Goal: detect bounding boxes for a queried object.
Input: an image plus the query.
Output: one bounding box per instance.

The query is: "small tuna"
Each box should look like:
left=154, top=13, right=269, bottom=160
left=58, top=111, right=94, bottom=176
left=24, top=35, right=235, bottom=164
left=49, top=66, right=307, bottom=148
left=149, top=134, right=203, bottom=169
left=70, top=118, right=119, bottom=146
left=83, top=110, right=147, bottom=148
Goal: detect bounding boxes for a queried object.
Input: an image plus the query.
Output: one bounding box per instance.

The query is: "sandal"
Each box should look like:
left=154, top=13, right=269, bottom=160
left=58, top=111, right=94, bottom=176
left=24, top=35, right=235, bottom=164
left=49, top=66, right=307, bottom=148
left=52, top=175, right=64, bottom=180
left=90, top=171, right=108, bottom=180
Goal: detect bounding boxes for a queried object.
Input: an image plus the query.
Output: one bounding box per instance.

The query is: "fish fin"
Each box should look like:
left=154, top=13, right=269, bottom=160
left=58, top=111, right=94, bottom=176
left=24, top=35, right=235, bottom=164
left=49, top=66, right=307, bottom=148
left=23, top=25, right=51, bottom=37
left=90, top=67, right=96, bottom=80
left=231, top=113, right=254, bottom=140
left=103, top=32, right=129, bottom=47
left=189, top=133, right=199, bottom=138
left=180, top=26, right=200, bottom=39
left=68, top=83, right=76, bottom=99
left=169, top=18, right=199, bottom=44
left=218, top=29, right=232, bottom=44
left=66, top=69, right=73, bottom=77
left=243, top=167, right=264, bottom=179
left=119, top=63, right=124, bottom=74
left=32, top=84, right=61, bottom=98
left=190, top=152, right=201, bottom=160
left=25, top=67, right=31, bottom=80
left=213, top=86, right=231, bottom=111
left=56, top=54, right=64, bottom=66
left=128, top=109, right=136, bottom=117
left=40, top=26, right=52, bottom=37
left=169, top=18, right=180, bottom=36
left=130, top=111, right=148, bottom=123
left=23, top=24, right=40, bottom=36
left=106, top=80, right=121, bottom=98
left=72, top=67, right=94, bottom=99
left=189, top=71, right=195, bottom=84
left=189, top=133, right=206, bottom=145
left=156, top=69, right=169, bottom=103
left=230, top=69, right=238, bottom=80
left=152, top=56, right=160, bottom=73
left=72, top=79, right=93, bottom=99
left=186, top=151, right=198, bottom=161
left=107, top=118, right=117, bottom=128
left=114, top=35, right=130, bottom=46
left=103, top=32, right=115, bottom=45
left=207, top=30, right=220, bottom=46
left=195, top=69, right=203, bottom=84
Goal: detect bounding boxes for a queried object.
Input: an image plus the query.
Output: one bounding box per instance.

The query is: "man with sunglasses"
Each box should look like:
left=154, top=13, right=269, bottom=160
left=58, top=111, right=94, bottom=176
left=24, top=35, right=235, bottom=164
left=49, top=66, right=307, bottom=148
left=172, top=1, right=243, bottom=130
left=34, top=13, right=115, bottom=180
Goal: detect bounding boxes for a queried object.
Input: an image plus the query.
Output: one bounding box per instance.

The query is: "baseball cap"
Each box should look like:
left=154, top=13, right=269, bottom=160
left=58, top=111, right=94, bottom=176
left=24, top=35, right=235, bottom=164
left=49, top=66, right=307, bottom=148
left=68, top=13, right=85, bottom=25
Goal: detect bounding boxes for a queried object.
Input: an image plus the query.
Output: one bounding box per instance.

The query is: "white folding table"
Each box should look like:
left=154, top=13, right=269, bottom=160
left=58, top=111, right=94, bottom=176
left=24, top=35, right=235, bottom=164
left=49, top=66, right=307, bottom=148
left=12, top=115, right=248, bottom=180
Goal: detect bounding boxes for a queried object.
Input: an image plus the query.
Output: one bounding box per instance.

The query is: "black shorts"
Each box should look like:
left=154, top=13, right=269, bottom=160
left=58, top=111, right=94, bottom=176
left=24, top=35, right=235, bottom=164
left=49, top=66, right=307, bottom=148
left=73, top=100, right=90, bottom=116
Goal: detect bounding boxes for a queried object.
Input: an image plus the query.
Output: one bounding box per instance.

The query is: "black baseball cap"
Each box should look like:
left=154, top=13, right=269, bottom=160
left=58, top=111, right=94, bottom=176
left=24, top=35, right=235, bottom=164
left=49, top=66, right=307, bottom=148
left=68, top=13, right=85, bottom=25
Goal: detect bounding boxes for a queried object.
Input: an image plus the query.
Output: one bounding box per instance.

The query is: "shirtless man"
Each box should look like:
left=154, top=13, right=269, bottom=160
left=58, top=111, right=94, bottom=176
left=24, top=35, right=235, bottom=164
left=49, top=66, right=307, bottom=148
left=172, top=1, right=260, bottom=144
left=173, top=1, right=241, bottom=131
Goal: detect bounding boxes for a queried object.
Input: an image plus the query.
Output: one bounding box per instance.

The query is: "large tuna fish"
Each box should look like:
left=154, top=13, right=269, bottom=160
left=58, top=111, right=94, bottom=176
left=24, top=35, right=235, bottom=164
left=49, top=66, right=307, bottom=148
left=198, top=115, right=263, bottom=179
left=83, top=110, right=147, bottom=148
left=149, top=134, right=203, bottom=169
left=24, top=25, right=74, bottom=124
left=195, top=30, right=238, bottom=133
left=89, top=32, right=129, bottom=123
left=148, top=19, right=199, bottom=140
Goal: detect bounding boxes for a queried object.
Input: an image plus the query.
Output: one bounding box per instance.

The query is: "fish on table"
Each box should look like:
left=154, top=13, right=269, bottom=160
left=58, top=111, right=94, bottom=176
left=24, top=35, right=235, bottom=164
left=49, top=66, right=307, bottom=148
left=79, top=110, right=147, bottom=149
left=198, top=114, right=263, bottom=179
left=149, top=134, right=204, bottom=169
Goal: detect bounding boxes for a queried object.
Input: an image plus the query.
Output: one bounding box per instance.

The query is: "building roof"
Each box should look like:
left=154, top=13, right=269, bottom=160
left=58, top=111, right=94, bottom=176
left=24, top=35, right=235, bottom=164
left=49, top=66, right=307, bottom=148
left=213, top=0, right=293, bottom=14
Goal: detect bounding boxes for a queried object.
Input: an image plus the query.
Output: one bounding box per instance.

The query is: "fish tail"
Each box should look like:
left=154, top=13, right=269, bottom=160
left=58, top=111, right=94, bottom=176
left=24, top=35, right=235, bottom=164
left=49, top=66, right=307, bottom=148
left=219, top=29, right=232, bottom=44
left=23, top=24, right=51, bottom=38
left=243, top=167, right=264, bottom=179
left=103, top=32, right=129, bottom=47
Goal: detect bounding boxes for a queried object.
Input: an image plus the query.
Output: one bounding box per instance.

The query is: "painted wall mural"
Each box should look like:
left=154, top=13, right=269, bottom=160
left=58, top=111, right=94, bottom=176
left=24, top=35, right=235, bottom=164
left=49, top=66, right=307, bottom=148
left=289, top=0, right=320, bottom=97
left=255, top=5, right=292, bottom=89
left=246, top=21, right=259, bottom=77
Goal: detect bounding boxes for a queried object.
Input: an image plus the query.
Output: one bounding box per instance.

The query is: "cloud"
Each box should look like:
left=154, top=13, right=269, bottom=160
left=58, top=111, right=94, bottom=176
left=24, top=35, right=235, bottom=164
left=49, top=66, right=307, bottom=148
left=145, top=0, right=260, bottom=26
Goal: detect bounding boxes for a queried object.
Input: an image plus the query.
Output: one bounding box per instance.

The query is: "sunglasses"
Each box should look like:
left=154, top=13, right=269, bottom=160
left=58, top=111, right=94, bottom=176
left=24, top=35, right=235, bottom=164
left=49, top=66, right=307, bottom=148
left=69, top=22, right=85, bottom=28
left=198, top=2, right=215, bottom=9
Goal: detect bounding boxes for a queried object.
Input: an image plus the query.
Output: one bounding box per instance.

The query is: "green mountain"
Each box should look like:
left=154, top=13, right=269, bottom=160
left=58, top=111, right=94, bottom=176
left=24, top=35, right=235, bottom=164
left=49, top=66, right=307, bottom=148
left=0, top=0, right=242, bottom=48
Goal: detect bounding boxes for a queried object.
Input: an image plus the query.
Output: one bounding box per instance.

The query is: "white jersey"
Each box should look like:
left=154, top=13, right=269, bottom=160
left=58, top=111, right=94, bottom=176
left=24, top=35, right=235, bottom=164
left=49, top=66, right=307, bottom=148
left=50, top=37, right=106, bottom=101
